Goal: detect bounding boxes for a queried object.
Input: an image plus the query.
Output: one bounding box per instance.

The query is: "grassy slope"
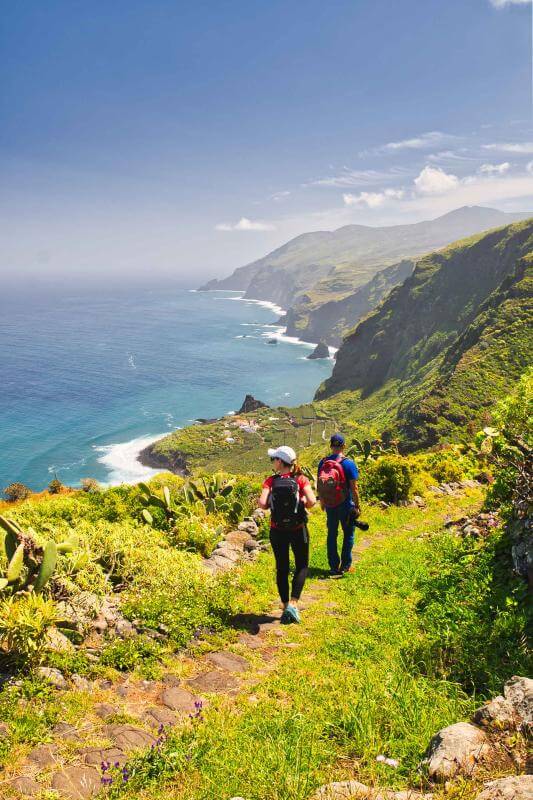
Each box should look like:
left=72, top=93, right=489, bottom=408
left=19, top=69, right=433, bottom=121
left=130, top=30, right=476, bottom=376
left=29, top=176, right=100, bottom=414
left=316, top=220, right=533, bottom=447
left=147, top=403, right=352, bottom=476
left=284, top=259, right=416, bottom=346
left=91, top=487, right=529, bottom=800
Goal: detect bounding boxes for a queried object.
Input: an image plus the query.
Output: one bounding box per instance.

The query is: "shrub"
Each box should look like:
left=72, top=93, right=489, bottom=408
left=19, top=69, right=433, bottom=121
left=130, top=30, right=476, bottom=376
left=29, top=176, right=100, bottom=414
left=0, top=594, right=58, bottom=668
left=48, top=477, right=63, bottom=495
left=425, top=452, right=464, bottom=483
left=100, top=637, right=164, bottom=676
left=3, top=483, right=31, bottom=502
left=121, top=547, right=239, bottom=648
left=494, top=367, right=532, bottom=446
left=170, top=517, right=222, bottom=556
left=80, top=478, right=99, bottom=493
left=45, top=648, right=93, bottom=677
left=360, top=456, right=412, bottom=503
left=412, top=528, right=531, bottom=695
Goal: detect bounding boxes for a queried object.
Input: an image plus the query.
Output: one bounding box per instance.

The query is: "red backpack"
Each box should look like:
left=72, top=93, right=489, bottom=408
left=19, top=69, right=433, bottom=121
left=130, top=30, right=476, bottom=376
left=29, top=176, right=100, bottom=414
left=317, top=456, right=347, bottom=508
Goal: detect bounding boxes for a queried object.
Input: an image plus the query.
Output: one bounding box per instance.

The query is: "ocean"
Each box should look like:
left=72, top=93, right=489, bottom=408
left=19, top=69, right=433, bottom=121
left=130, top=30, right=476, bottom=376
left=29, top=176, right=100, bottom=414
left=0, top=287, right=334, bottom=491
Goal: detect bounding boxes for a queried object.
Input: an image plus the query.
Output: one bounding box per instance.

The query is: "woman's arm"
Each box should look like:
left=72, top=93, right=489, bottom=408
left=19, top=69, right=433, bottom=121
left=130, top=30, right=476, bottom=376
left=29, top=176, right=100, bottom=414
left=258, top=487, right=270, bottom=509
left=303, top=483, right=316, bottom=508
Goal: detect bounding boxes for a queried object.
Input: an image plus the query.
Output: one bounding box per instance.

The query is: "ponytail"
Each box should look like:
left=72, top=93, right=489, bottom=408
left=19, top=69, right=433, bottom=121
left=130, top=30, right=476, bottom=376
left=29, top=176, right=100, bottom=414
left=279, top=459, right=302, bottom=476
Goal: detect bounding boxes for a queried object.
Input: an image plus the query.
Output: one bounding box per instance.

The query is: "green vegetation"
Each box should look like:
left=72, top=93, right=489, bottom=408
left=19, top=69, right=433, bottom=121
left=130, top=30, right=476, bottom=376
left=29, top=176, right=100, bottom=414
left=0, top=382, right=530, bottom=796
left=1, top=215, right=531, bottom=795
left=93, top=490, right=530, bottom=800
left=0, top=516, right=78, bottom=596
left=317, top=220, right=533, bottom=450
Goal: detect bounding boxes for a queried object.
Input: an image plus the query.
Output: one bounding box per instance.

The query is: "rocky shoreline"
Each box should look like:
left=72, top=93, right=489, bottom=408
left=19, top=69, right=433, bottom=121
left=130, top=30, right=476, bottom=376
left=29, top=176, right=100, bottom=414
left=137, top=443, right=189, bottom=476
left=137, top=394, right=269, bottom=477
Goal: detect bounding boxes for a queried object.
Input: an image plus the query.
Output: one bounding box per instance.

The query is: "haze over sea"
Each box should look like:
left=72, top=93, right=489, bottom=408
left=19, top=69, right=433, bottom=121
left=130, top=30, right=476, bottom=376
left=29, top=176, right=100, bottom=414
left=0, top=287, right=333, bottom=491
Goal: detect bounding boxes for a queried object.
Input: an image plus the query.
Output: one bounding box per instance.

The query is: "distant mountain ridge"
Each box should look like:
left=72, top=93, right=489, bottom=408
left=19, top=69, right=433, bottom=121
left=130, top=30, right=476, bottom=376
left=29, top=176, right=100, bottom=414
left=316, top=218, right=533, bottom=448
left=200, top=207, right=531, bottom=311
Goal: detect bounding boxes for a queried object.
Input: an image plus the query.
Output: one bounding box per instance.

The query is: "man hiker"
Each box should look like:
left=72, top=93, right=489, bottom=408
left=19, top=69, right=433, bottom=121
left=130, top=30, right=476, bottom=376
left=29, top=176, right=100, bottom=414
left=317, top=433, right=361, bottom=575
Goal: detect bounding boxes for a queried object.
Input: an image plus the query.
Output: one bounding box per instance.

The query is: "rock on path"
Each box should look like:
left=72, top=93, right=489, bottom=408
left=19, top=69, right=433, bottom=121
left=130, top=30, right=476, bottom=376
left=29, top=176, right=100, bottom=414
left=205, top=651, right=250, bottom=673
left=83, top=746, right=127, bottom=768
left=188, top=670, right=240, bottom=694
left=143, top=705, right=179, bottom=728
left=51, top=766, right=101, bottom=800
left=310, top=780, right=433, bottom=799
left=160, top=686, right=199, bottom=713
left=103, top=723, right=157, bottom=753
left=8, top=776, right=42, bottom=797
left=475, top=775, right=533, bottom=800
left=421, top=722, right=493, bottom=781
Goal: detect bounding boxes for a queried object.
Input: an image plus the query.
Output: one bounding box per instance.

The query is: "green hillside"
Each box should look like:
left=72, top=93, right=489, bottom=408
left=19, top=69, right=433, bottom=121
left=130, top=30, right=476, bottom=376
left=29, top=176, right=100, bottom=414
left=200, top=206, right=531, bottom=324
left=284, top=258, right=416, bottom=346
left=317, top=219, right=533, bottom=448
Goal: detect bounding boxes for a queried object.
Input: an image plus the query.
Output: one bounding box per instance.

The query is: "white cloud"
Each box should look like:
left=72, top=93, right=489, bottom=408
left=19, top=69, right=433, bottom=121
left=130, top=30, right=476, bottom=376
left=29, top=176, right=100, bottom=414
left=489, top=0, right=531, bottom=8
left=483, top=142, right=533, bottom=154
left=527, top=161, right=533, bottom=174
left=363, top=131, right=457, bottom=157
left=479, top=162, right=511, bottom=175
left=384, top=131, right=447, bottom=151
left=305, top=167, right=408, bottom=188
left=428, top=150, right=480, bottom=163
left=215, top=217, right=275, bottom=232
left=271, top=190, right=291, bottom=201
left=343, top=188, right=405, bottom=208
left=414, top=166, right=459, bottom=195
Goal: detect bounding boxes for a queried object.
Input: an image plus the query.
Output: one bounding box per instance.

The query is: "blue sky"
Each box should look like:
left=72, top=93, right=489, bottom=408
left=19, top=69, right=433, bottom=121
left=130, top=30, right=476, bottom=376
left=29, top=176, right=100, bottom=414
left=1, top=0, right=532, bottom=285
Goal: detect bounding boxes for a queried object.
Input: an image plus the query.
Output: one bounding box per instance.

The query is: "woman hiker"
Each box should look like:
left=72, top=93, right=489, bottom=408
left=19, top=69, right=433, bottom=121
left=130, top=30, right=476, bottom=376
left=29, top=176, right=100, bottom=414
left=258, top=445, right=316, bottom=624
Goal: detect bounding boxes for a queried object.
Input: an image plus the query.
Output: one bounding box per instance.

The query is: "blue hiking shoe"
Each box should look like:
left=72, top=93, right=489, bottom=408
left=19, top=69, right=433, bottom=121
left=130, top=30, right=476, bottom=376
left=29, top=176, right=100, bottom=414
left=280, top=608, right=292, bottom=625
left=285, top=604, right=301, bottom=624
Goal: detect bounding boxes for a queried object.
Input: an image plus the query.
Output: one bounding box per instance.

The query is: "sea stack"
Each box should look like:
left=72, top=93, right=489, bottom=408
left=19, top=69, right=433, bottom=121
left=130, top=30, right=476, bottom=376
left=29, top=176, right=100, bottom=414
left=307, top=341, right=330, bottom=359
left=238, top=394, right=268, bottom=414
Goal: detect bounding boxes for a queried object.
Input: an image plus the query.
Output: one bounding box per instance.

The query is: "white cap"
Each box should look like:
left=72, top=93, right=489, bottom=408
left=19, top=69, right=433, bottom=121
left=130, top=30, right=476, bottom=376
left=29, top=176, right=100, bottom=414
left=267, top=445, right=296, bottom=464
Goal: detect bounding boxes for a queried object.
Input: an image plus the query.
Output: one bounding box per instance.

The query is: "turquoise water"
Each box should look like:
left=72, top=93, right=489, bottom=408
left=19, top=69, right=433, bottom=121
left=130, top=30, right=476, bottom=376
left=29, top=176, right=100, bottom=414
left=0, top=288, right=333, bottom=490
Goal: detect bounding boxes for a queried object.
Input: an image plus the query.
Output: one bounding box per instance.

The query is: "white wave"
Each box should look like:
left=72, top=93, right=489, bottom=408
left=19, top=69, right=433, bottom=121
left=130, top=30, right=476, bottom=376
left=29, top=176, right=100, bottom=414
left=127, top=354, right=137, bottom=369
left=261, top=326, right=315, bottom=349
left=93, top=432, right=167, bottom=486
left=219, top=295, right=285, bottom=315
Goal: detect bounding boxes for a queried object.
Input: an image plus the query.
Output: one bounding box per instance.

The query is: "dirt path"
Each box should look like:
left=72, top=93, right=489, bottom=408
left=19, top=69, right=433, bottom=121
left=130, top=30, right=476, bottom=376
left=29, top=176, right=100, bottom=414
left=5, top=488, right=486, bottom=800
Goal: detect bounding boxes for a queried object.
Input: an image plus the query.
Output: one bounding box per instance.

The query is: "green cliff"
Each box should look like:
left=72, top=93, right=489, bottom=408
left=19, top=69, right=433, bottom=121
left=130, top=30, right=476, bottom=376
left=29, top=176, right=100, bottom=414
left=316, top=219, right=533, bottom=447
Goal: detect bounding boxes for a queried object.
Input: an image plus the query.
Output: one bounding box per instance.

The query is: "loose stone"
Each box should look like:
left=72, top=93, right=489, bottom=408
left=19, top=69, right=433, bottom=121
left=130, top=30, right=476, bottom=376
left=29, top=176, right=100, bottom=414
left=205, top=651, right=250, bottom=673
left=160, top=686, right=199, bottom=713
left=103, top=723, right=157, bottom=753
left=51, top=765, right=101, bottom=799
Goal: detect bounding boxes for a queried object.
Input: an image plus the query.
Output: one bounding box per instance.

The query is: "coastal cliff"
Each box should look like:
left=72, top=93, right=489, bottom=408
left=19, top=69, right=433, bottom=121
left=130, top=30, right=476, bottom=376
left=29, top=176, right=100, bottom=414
left=199, top=207, right=531, bottom=347
left=317, top=219, right=533, bottom=447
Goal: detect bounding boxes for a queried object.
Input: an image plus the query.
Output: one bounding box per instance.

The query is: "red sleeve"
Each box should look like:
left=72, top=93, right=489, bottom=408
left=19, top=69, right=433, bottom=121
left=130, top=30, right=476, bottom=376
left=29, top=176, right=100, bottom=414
left=297, top=475, right=310, bottom=490
left=262, top=476, right=273, bottom=490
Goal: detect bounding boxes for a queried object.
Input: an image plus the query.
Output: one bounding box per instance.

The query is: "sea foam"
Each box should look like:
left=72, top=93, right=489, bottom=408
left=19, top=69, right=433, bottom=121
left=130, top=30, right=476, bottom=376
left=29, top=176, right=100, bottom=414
left=94, top=433, right=167, bottom=486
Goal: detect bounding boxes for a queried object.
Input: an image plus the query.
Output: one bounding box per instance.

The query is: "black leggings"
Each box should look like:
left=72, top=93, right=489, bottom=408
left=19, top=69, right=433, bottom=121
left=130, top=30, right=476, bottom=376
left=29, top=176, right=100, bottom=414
left=269, top=525, right=309, bottom=604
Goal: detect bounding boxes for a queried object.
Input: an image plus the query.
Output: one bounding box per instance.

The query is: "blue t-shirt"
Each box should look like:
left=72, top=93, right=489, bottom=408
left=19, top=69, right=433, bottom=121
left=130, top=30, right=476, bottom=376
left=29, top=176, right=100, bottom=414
left=317, top=454, right=359, bottom=504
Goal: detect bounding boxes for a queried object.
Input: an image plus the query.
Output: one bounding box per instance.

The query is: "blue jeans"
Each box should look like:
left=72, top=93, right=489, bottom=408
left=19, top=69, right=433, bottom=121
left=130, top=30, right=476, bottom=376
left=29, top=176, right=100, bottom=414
left=326, top=502, right=355, bottom=571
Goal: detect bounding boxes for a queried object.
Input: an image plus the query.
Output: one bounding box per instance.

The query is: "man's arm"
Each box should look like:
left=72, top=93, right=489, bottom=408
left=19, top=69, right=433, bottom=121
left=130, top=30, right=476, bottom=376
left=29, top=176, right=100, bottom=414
left=350, top=479, right=361, bottom=513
